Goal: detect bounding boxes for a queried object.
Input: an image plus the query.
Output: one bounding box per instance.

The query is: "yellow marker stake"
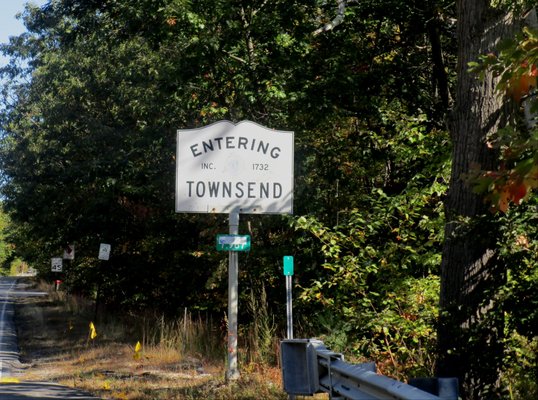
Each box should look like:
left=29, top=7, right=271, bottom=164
left=133, top=341, right=142, bottom=360
left=89, top=322, right=97, bottom=339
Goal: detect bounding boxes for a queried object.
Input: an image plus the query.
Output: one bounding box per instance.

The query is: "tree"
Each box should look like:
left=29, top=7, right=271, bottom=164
left=0, top=207, right=14, bottom=274
left=437, top=2, right=526, bottom=398
left=0, top=0, right=328, bottom=312
left=302, top=1, right=536, bottom=397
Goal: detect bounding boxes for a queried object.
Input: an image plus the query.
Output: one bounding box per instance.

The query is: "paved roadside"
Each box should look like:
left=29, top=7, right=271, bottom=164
left=0, top=381, right=99, bottom=399
left=0, top=276, right=99, bottom=399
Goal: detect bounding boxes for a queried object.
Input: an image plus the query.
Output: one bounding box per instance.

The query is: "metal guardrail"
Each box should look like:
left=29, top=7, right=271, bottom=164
left=281, top=339, right=459, bottom=400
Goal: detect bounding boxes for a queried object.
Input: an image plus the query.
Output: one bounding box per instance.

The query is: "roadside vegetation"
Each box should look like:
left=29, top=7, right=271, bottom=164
left=15, top=279, right=289, bottom=400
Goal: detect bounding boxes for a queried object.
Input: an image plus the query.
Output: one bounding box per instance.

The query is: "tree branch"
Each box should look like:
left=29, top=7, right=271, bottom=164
left=313, top=0, right=357, bottom=36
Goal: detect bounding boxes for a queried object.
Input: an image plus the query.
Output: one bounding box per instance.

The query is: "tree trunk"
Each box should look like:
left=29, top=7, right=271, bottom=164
left=437, top=2, right=518, bottom=399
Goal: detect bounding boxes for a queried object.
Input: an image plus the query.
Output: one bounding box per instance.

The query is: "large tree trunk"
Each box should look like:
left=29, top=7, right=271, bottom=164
left=437, top=2, right=519, bottom=399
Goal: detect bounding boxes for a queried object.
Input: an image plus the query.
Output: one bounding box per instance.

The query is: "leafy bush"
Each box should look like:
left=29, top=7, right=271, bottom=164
left=294, top=179, right=445, bottom=379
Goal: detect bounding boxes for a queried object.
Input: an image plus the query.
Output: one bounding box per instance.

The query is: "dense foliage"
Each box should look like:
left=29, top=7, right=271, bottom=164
left=0, top=0, right=536, bottom=397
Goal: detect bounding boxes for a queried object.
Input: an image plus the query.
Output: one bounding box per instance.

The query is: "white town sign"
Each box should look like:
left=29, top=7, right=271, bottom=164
left=176, top=120, right=294, bottom=214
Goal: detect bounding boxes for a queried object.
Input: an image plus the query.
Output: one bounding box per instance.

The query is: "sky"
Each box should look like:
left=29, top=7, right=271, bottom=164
left=0, top=0, right=48, bottom=68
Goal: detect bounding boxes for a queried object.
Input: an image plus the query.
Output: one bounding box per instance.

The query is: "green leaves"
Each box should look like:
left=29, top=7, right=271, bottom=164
left=293, top=170, right=446, bottom=375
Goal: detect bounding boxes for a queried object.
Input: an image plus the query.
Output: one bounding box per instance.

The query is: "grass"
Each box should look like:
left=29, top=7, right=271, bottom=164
left=13, top=279, right=295, bottom=400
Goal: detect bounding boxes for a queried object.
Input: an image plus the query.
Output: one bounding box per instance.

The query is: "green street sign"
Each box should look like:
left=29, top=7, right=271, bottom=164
left=283, top=256, right=294, bottom=276
left=216, top=234, right=251, bottom=251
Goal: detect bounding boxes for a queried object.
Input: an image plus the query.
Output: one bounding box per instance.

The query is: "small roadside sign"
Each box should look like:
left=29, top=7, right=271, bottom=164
left=63, top=244, right=75, bottom=260
left=216, top=234, right=251, bottom=251
left=51, top=257, right=63, bottom=272
left=98, top=243, right=111, bottom=260
left=283, top=255, right=294, bottom=339
left=283, top=256, right=294, bottom=276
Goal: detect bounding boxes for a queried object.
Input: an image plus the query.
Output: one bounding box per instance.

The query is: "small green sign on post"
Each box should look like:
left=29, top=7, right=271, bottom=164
left=283, top=255, right=294, bottom=341
left=283, top=255, right=294, bottom=276
left=216, top=234, right=251, bottom=251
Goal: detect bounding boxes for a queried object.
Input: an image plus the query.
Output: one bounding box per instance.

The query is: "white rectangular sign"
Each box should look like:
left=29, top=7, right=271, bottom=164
left=51, top=257, right=63, bottom=272
left=63, top=244, right=75, bottom=260
left=176, top=120, right=294, bottom=214
left=218, top=236, right=248, bottom=245
left=98, top=243, right=111, bottom=260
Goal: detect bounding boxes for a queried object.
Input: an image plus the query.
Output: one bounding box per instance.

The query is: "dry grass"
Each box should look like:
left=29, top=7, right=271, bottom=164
left=14, top=279, right=291, bottom=400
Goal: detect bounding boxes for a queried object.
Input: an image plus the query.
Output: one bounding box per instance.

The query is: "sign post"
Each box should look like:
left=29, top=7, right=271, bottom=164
left=227, top=211, right=240, bottom=380
left=283, top=256, right=294, bottom=340
left=95, top=244, right=111, bottom=320
left=176, top=120, right=294, bottom=381
left=62, top=244, right=75, bottom=297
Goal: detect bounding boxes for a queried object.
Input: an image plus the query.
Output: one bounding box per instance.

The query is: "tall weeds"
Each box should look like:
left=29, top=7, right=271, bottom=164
left=244, top=284, right=277, bottom=365
left=38, top=279, right=282, bottom=369
left=141, top=310, right=223, bottom=362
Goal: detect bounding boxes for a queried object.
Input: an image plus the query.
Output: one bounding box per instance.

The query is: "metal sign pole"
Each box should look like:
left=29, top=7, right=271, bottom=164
left=283, top=256, right=294, bottom=340
left=227, top=211, right=240, bottom=381
left=286, top=275, right=293, bottom=339
left=176, top=122, right=295, bottom=384
left=283, top=255, right=296, bottom=400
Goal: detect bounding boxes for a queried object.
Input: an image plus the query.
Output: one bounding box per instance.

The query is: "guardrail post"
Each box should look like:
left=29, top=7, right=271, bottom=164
left=280, top=339, right=323, bottom=395
left=409, top=377, right=459, bottom=400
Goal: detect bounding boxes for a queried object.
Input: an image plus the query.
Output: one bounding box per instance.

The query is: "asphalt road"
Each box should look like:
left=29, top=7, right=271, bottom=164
left=0, top=276, right=99, bottom=399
